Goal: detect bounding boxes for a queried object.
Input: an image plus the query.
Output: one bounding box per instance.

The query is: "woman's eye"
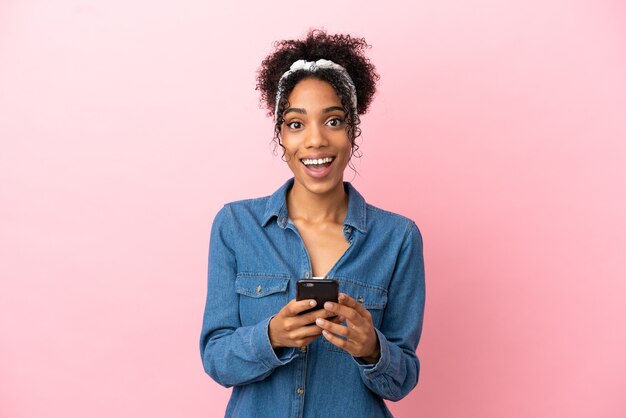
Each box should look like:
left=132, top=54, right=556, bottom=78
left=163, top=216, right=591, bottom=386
left=327, top=117, right=344, bottom=127
left=286, top=121, right=303, bottom=129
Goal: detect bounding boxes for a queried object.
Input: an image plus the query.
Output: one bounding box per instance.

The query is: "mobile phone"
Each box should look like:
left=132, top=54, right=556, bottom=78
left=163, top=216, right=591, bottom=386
left=296, top=279, right=339, bottom=315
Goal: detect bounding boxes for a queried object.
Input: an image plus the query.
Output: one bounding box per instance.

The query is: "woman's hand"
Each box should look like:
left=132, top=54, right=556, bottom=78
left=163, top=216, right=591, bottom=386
left=315, top=293, right=381, bottom=364
left=268, top=299, right=339, bottom=349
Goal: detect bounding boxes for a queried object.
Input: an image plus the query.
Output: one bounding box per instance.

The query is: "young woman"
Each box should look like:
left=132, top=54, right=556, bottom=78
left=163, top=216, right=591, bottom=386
left=200, top=30, right=425, bottom=418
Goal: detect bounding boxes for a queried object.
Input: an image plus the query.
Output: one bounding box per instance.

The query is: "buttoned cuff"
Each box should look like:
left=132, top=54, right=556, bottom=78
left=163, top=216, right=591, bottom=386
left=251, top=315, right=297, bottom=368
left=352, top=328, right=391, bottom=376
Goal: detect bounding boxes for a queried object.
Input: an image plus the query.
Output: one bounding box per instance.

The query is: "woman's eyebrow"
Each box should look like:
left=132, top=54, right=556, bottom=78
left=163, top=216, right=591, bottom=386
left=283, top=105, right=344, bottom=116
left=283, top=108, right=306, bottom=116
left=322, top=106, right=345, bottom=113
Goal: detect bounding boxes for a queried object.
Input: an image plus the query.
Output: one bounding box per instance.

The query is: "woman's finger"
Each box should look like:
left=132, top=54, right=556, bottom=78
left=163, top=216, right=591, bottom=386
left=289, top=323, right=323, bottom=339
left=338, top=293, right=372, bottom=319
left=284, top=298, right=317, bottom=316
left=321, top=329, right=351, bottom=351
left=315, top=318, right=351, bottom=338
left=298, top=307, right=337, bottom=324
left=322, top=301, right=363, bottom=326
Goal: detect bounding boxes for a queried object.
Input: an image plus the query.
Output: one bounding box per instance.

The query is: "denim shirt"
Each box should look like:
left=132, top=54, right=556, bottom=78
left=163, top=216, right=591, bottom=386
left=200, top=179, right=425, bottom=418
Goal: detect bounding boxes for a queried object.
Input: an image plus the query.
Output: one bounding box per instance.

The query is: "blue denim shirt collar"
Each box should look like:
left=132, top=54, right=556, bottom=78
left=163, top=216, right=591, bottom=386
left=261, top=178, right=368, bottom=233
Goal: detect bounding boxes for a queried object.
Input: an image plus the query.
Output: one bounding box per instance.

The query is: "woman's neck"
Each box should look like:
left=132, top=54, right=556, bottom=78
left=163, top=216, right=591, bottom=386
left=287, top=181, right=348, bottom=225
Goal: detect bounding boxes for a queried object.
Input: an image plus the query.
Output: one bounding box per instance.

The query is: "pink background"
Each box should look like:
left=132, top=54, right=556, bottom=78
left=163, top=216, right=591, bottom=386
left=1, top=0, right=625, bottom=417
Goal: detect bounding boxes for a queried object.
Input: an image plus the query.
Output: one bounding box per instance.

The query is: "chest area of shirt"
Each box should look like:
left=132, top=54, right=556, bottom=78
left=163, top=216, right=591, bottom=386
left=234, top=217, right=400, bottom=289
left=292, top=220, right=350, bottom=277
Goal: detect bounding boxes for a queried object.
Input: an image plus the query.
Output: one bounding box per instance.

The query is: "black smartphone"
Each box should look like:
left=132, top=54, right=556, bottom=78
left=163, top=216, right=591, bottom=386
left=296, top=279, right=339, bottom=315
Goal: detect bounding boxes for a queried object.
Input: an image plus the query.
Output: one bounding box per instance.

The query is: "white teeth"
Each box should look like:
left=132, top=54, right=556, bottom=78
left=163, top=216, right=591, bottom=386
left=302, top=157, right=333, bottom=166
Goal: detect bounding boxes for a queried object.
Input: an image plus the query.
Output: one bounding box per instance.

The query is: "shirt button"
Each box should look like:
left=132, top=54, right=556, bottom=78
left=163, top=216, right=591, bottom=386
left=256, top=285, right=262, bottom=293
left=296, top=387, right=304, bottom=396
left=299, top=346, right=307, bottom=353
left=305, top=271, right=310, bottom=279
left=345, top=227, right=352, bottom=234
left=357, top=295, right=365, bottom=303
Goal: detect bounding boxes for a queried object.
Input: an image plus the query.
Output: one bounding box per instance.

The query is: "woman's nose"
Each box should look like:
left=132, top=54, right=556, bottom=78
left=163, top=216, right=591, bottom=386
left=304, top=124, right=328, bottom=148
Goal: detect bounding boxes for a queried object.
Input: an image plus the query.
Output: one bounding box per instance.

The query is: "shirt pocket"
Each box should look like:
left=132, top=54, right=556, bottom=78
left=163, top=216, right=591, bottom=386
left=235, top=273, right=290, bottom=326
left=322, top=277, right=388, bottom=354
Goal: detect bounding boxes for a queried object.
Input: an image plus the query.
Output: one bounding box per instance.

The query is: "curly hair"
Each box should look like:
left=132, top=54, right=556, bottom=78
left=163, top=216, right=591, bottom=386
left=256, top=29, right=379, bottom=157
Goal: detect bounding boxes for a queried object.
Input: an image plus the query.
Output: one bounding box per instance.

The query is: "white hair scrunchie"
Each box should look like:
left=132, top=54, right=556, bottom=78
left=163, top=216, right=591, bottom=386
left=274, top=59, right=357, bottom=121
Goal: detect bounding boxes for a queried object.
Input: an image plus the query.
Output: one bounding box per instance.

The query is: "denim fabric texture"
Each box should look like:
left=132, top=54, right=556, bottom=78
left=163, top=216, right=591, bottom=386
left=200, top=178, right=425, bottom=418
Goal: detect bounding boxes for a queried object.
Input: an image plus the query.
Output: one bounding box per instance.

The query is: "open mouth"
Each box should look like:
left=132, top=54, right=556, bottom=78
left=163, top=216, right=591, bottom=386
left=300, top=156, right=335, bottom=170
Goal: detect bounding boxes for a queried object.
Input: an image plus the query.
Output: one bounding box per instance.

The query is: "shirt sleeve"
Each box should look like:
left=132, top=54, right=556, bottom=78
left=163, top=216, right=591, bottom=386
left=199, top=205, right=297, bottom=387
left=352, top=221, right=426, bottom=401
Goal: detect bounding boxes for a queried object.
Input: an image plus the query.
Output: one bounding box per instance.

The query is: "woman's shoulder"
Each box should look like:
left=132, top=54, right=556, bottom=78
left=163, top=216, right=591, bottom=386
left=346, top=182, right=418, bottom=232
left=363, top=202, right=422, bottom=242
left=224, top=195, right=271, bottom=209
left=216, top=195, right=271, bottom=218
left=365, top=202, right=415, bottom=226
left=212, top=180, right=293, bottom=229
left=211, top=193, right=276, bottom=230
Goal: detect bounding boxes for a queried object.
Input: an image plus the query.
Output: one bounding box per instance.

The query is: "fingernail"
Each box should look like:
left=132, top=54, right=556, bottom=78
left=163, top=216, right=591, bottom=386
left=339, top=293, right=346, bottom=301
left=322, top=330, right=330, bottom=338
left=316, top=318, right=325, bottom=326
left=324, top=302, right=334, bottom=310
left=309, top=300, right=317, bottom=307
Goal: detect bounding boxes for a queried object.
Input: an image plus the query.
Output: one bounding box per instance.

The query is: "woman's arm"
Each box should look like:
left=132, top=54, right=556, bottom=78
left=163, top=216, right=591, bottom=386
left=319, top=221, right=425, bottom=400
left=199, top=205, right=297, bottom=387
left=357, top=221, right=425, bottom=400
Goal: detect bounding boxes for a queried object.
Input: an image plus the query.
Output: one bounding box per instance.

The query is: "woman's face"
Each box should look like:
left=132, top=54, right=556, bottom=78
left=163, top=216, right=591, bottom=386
left=280, top=77, right=352, bottom=197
